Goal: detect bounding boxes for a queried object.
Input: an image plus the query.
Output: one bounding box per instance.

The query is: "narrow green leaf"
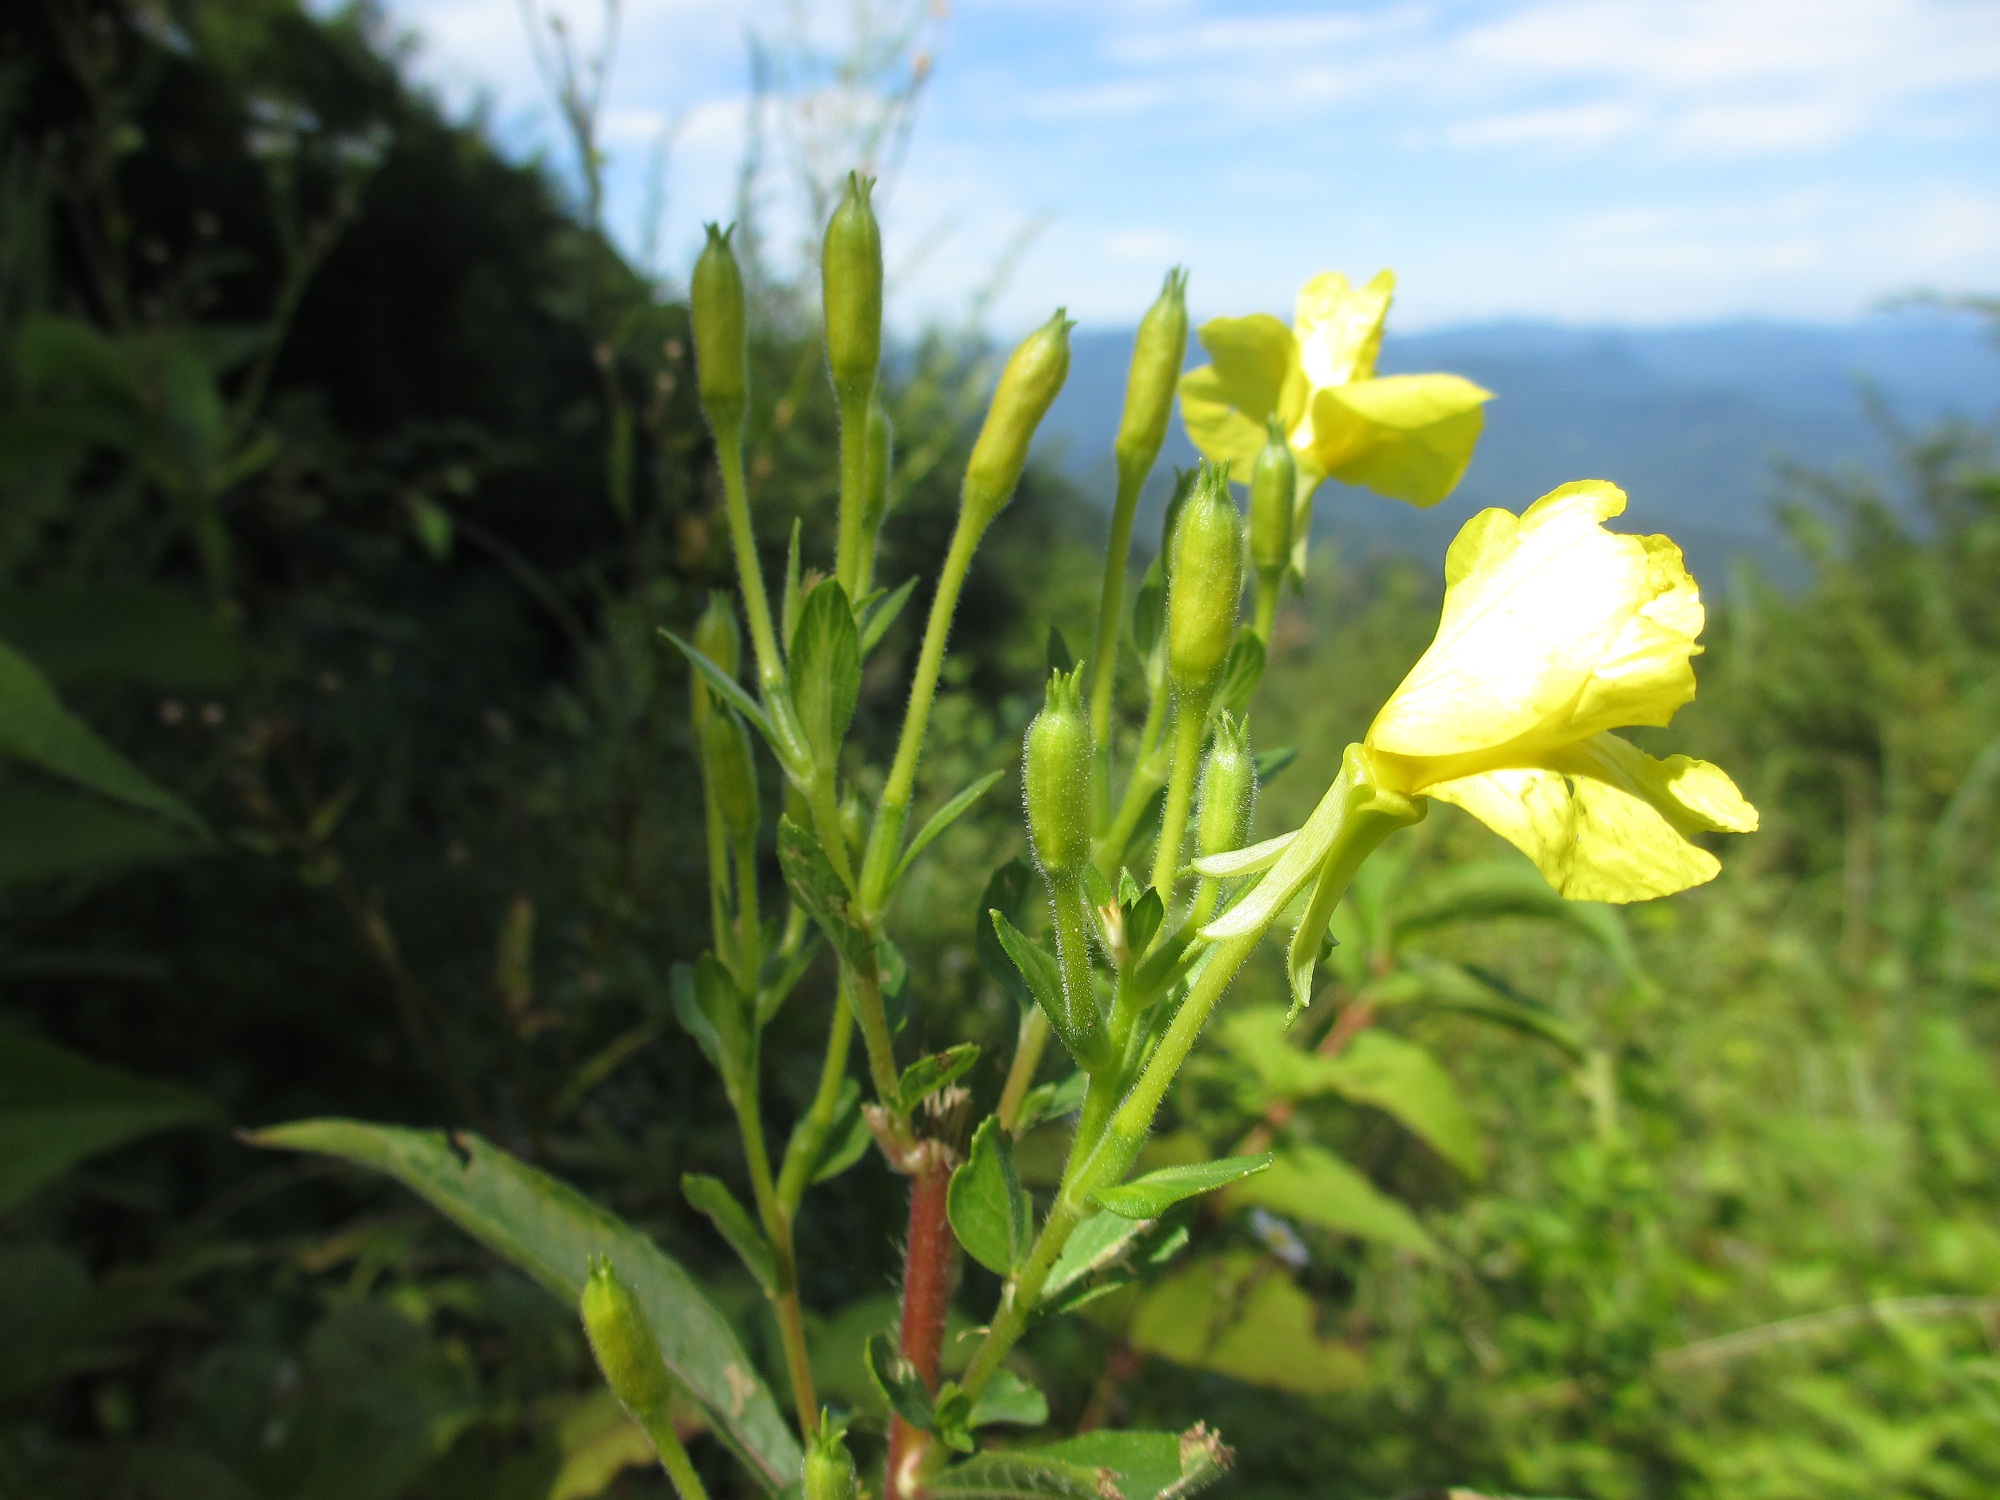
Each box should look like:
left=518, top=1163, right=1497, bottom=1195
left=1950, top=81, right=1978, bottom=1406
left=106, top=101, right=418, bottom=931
left=0, top=638, right=206, bottom=834
left=0, top=1028, right=221, bottom=1211
left=858, top=574, right=918, bottom=656
left=681, top=1173, right=777, bottom=1295
left=782, top=519, right=805, bottom=652
left=1046, top=626, right=1074, bottom=674
left=969, top=1367, right=1048, bottom=1429
left=1388, top=955, right=1586, bottom=1060
left=990, top=912, right=1092, bottom=1059
left=756, top=931, right=821, bottom=1028
left=1188, top=830, right=1294, bottom=880
left=863, top=1332, right=933, bottom=1431
left=1227, top=1144, right=1439, bottom=1257
left=663, top=630, right=774, bottom=744
left=975, top=861, right=1037, bottom=1010
left=249, top=1119, right=800, bottom=1490
left=776, top=817, right=871, bottom=968
left=1252, top=747, right=1297, bottom=786
left=671, top=955, right=753, bottom=1102
left=1123, top=888, right=1164, bottom=960
left=808, top=1081, right=872, bottom=1184
left=900, top=1042, right=981, bottom=1112
left=1040, top=1209, right=1147, bottom=1306
left=0, top=783, right=206, bottom=893
left=948, top=1116, right=1031, bottom=1274
left=892, top=770, right=1005, bottom=888
left=927, top=1452, right=1117, bottom=1500
left=1014, top=1071, right=1088, bottom=1135
left=788, top=581, right=860, bottom=770
left=1092, top=1154, right=1272, bottom=1220
left=1321, top=1031, right=1483, bottom=1180
left=1036, top=1427, right=1233, bottom=1500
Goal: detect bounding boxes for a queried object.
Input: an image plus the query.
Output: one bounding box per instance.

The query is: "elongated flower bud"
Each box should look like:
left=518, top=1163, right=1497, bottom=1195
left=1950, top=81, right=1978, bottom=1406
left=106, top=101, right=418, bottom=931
left=1196, top=713, right=1256, bottom=858
left=803, top=1419, right=859, bottom=1500
left=822, top=173, right=883, bottom=403
left=859, top=400, right=894, bottom=537
left=581, top=1258, right=676, bottom=1433
left=1247, top=415, right=1295, bottom=581
left=1114, top=267, right=1189, bottom=477
left=702, top=707, right=760, bottom=838
left=692, top=224, right=749, bottom=429
left=1167, top=463, right=1244, bottom=700
left=690, top=593, right=742, bottom=734
left=963, top=311, right=1073, bottom=530
left=1024, top=666, right=1092, bottom=880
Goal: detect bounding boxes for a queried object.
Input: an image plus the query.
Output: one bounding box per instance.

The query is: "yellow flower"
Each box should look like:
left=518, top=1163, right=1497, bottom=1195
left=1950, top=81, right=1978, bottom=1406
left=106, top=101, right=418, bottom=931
left=1178, top=270, right=1491, bottom=575
left=1364, top=479, right=1757, bottom=902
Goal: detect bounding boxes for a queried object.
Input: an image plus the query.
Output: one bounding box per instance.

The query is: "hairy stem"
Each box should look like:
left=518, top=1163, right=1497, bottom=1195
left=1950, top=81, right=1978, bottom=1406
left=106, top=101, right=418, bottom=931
left=714, top=430, right=787, bottom=703
left=835, top=389, right=871, bottom=598
left=1088, top=460, right=1147, bottom=822
left=1097, top=669, right=1170, bottom=875
left=887, top=1146, right=957, bottom=1500
left=1251, top=573, right=1282, bottom=643
left=996, top=1007, right=1052, bottom=1132
left=732, top=1081, right=820, bottom=1436
left=1149, top=698, right=1211, bottom=899
left=778, top=988, right=855, bottom=1215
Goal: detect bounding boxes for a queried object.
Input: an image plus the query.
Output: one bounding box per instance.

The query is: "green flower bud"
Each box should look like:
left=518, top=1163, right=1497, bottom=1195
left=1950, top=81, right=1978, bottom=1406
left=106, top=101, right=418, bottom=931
left=963, top=311, right=1074, bottom=530
left=1247, top=415, right=1296, bottom=580
left=1196, top=713, right=1256, bottom=859
left=803, top=1417, right=858, bottom=1500
left=580, top=1257, right=676, bottom=1433
left=821, top=173, right=883, bottom=403
left=1167, top=462, right=1244, bottom=700
left=1114, top=267, right=1189, bottom=477
left=701, top=707, right=760, bottom=839
left=859, top=399, right=894, bottom=537
left=690, top=593, right=742, bottom=734
left=1024, top=665, right=1092, bottom=881
left=692, top=223, right=749, bottom=429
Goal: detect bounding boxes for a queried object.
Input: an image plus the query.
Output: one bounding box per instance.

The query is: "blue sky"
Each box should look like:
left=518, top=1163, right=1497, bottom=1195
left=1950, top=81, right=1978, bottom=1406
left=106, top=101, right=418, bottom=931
left=364, top=0, right=2000, bottom=333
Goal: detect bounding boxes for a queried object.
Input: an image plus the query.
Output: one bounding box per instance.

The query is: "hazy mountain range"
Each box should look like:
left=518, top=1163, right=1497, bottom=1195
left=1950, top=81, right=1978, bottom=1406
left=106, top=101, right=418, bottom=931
left=1033, top=312, right=2000, bottom=582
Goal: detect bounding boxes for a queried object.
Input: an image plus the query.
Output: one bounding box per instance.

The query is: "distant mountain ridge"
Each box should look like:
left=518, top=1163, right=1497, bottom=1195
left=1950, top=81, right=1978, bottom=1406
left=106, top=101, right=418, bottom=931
left=1032, top=312, right=2000, bottom=581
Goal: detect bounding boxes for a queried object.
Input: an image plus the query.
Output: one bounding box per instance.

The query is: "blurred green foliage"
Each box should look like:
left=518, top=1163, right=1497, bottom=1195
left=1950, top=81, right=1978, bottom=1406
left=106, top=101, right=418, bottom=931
left=3, top=1, right=1998, bottom=1497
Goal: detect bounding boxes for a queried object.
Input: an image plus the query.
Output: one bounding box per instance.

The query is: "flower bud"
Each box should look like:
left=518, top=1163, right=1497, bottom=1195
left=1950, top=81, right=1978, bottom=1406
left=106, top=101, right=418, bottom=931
left=803, top=1419, right=858, bottom=1500
left=580, top=1258, right=676, bottom=1432
left=692, top=223, right=749, bottom=429
left=690, top=593, right=742, bottom=734
left=1024, top=665, right=1092, bottom=881
left=1247, top=415, right=1295, bottom=581
left=701, top=706, right=760, bottom=839
left=963, top=311, right=1073, bottom=530
left=822, top=173, right=883, bottom=403
left=1167, top=462, right=1244, bottom=700
left=859, top=399, right=894, bottom=537
left=1196, top=713, right=1256, bottom=859
left=1114, top=267, right=1188, bottom=477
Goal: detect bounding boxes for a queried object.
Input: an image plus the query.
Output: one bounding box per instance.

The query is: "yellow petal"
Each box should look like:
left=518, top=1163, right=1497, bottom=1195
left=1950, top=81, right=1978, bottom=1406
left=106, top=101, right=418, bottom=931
left=1294, top=270, right=1394, bottom=390
left=1421, top=733, right=1756, bottom=902
left=1179, top=367, right=1270, bottom=477
left=1179, top=313, right=1302, bottom=477
left=1366, top=480, right=1703, bottom=762
left=1309, top=373, right=1491, bottom=507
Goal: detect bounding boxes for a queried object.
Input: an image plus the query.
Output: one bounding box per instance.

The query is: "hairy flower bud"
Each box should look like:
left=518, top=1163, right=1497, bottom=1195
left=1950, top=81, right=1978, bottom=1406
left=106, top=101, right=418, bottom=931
left=1196, top=713, right=1256, bottom=859
left=692, top=223, right=749, bottom=429
left=1114, top=267, right=1189, bottom=478
left=1247, top=414, right=1296, bottom=580
left=1167, top=463, right=1245, bottom=700
left=803, top=1419, right=859, bottom=1500
left=1024, top=666, right=1092, bottom=880
left=580, top=1258, right=676, bottom=1434
left=859, top=399, right=894, bottom=537
left=701, top=707, right=760, bottom=839
left=821, top=173, right=883, bottom=403
left=963, top=311, right=1073, bottom=530
left=690, top=593, right=742, bottom=734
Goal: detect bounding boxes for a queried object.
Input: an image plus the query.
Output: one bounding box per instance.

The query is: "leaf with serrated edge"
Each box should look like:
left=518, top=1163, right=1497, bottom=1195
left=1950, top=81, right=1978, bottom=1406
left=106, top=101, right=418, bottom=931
left=893, top=771, right=1005, bottom=888
left=249, top=1120, right=798, bottom=1489
left=1092, top=1154, right=1272, bottom=1219
left=681, top=1173, right=776, bottom=1295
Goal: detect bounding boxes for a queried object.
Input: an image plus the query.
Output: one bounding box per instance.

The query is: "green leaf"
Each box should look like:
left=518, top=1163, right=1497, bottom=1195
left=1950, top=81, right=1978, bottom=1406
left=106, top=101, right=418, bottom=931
left=863, top=1332, right=933, bottom=1431
left=948, top=1116, right=1031, bottom=1274
left=900, top=1042, right=981, bottom=1112
left=1130, top=1250, right=1366, bottom=1396
left=859, top=574, right=918, bottom=656
left=1036, top=1427, right=1233, bottom=1500
left=1212, top=629, right=1265, bottom=720
left=976, top=861, right=1037, bottom=1009
left=250, top=1120, right=800, bottom=1488
left=0, top=585, right=243, bottom=688
left=1014, top=1071, right=1088, bottom=1135
left=1381, top=956, right=1586, bottom=1060
left=927, top=1452, right=1117, bottom=1500
left=663, top=630, right=776, bottom=747
left=0, top=783, right=207, bottom=893
left=756, top=931, right=821, bottom=1028
left=1396, top=857, right=1646, bottom=985
left=1123, top=888, right=1164, bottom=961
left=671, top=955, right=753, bottom=1101
left=0, top=638, right=206, bottom=834
left=1046, top=626, right=1075, bottom=674
left=893, top=770, right=1005, bottom=888
left=1040, top=1209, right=1148, bottom=1306
left=781, top=1076, right=872, bottom=1189
left=1227, top=1144, right=1439, bottom=1257
left=681, top=1173, right=776, bottom=1295
left=1252, top=747, right=1297, bottom=786
left=776, top=816, right=871, bottom=968
left=788, top=581, right=860, bottom=770
left=989, top=911, right=1067, bottom=1036
left=1131, top=557, right=1166, bottom=662
left=781, top=519, right=805, bottom=652
left=1091, top=1154, right=1271, bottom=1219
left=0, top=1028, right=221, bottom=1211
left=968, top=1367, right=1048, bottom=1429
left=1323, top=1031, right=1483, bottom=1180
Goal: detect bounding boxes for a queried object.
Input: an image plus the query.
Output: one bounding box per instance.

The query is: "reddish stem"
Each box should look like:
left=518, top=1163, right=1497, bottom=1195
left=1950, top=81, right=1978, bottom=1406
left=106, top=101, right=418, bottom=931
left=888, top=1142, right=956, bottom=1500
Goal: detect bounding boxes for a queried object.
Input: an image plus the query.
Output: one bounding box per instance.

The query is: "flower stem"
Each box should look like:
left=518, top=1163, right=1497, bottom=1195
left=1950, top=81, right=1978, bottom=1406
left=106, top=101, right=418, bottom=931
left=996, top=1006, right=1052, bottom=1132
left=887, top=1144, right=956, bottom=1500
left=714, top=424, right=786, bottom=702
left=777, top=984, right=855, bottom=1215
left=1149, top=696, right=1211, bottom=899
left=1098, top=668, right=1170, bottom=874
left=834, top=389, right=871, bottom=598
left=1088, top=459, right=1147, bottom=819
left=730, top=1066, right=820, bottom=1437
left=1251, top=573, right=1282, bottom=643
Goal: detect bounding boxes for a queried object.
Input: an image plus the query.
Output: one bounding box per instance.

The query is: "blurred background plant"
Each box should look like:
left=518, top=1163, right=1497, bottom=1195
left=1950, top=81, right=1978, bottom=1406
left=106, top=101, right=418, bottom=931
left=1, top=1, right=1997, bottom=1497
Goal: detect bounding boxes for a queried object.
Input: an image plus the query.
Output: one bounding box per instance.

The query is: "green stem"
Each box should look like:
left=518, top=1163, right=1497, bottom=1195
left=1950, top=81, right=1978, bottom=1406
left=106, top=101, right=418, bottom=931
left=834, top=387, right=871, bottom=597
left=733, top=830, right=762, bottom=993
left=731, top=1065, right=819, bottom=1437
left=1149, top=697, right=1211, bottom=899
left=859, top=507, right=986, bottom=913
left=715, top=427, right=786, bottom=703
left=1097, top=668, right=1170, bottom=874
left=995, top=1007, right=1052, bottom=1132
left=1049, top=873, right=1105, bottom=1066
left=778, top=988, right=855, bottom=1214
left=1087, top=460, right=1147, bottom=820
left=703, top=785, right=732, bottom=969
left=637, top=1400, right=711, bottom=1500
left=845, top=951, right=904, bottom=1117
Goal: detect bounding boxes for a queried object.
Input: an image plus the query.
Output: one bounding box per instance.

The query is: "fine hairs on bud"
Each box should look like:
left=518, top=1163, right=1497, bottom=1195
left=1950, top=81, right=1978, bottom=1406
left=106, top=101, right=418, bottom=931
left=1114, top=267, right=1189, bottom=475
left=821, top=171, right=883, bottom=402
left=963, top=310, right=1074, bottom=530
left=1247, top=414, right=1296, bottom=580
left=691, top=224, right=749, bottom=428
left=803, top=1415, right=859, bottom=1500
left=1024, top=666, right=1092, bottom=880
left=1167, top=461, right=1245, bottom=699
left=580, top=1257, right=677, bottom=1432
left=1196, top=713, right=1256, bottom=858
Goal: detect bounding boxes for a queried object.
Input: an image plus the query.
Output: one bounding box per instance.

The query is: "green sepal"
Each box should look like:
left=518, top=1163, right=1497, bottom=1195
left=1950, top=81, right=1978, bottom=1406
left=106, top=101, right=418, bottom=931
left=899, top=1041, right=981, bottom=1112
left=788, top=580, right=861, bottom=772
left=863, top=1332, right=933, bottom=1431
left=948, top=1116, right=1031, bottom=1274
left=1122, top=887, right=1164, bottom=963
left=680, top=1173, right=776, bottom=1295
left=1091, top=1154, right=1272, bottom=1219
left=1211, top=628, right=1265, bottom=721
